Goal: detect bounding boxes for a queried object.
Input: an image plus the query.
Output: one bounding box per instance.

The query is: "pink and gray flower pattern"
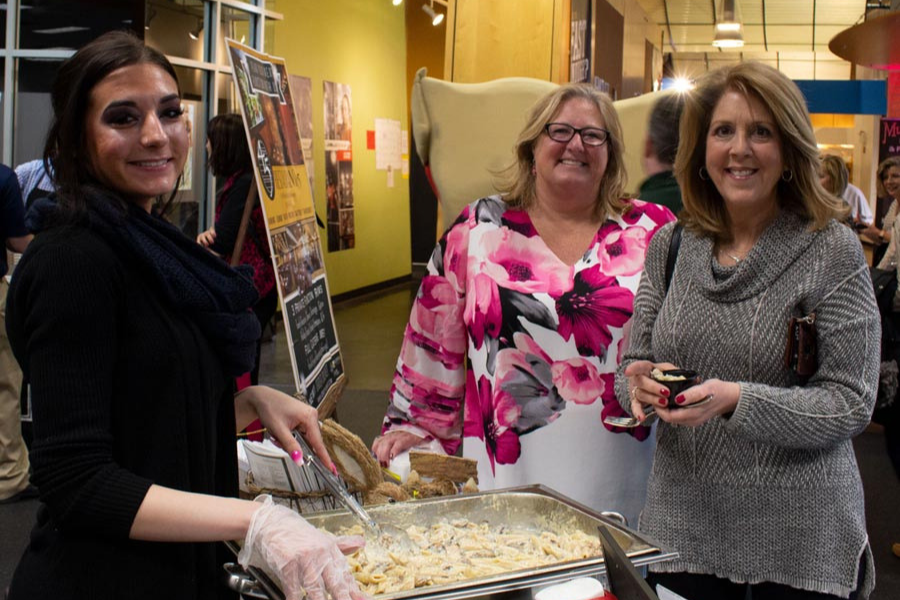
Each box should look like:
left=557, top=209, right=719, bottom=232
left=383, top=196, right=673, bottom=471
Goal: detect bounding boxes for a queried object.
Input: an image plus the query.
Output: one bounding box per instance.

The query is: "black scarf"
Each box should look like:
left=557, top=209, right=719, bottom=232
left=32, top=190, right=261, bottom=376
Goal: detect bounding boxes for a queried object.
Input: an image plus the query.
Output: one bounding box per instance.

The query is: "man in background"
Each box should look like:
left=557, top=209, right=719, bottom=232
left=637, top=93, right=686, bottom=215
left=0, top=162, right=34, bottom=504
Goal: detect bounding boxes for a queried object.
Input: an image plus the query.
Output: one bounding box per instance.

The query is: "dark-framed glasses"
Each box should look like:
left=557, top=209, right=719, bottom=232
left=544, top=122, right=610, bottom=147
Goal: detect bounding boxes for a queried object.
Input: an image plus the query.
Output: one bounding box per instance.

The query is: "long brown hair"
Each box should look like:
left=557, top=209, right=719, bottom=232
left=44, top=30, right=182, bottom=219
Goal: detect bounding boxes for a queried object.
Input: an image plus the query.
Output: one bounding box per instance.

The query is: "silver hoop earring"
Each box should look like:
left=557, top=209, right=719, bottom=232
left=699, top=167, right=710, bottom=181
left=781, top=169, right=793, bottom=182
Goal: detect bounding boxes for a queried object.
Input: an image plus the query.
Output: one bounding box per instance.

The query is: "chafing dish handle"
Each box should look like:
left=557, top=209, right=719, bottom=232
left=223, top=540, right=286, bottom=600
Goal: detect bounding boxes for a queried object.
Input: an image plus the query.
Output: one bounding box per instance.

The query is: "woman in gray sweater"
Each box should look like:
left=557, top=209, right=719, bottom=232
left=616, top=62, right=878, bottom=599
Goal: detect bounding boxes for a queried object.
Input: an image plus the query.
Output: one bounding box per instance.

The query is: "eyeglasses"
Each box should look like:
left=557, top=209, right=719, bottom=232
left=544, top=122, right=610, bottom=147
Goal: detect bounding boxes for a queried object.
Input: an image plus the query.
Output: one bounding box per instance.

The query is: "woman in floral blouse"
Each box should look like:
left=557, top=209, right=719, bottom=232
left=372, top=83, right=675, bottom=524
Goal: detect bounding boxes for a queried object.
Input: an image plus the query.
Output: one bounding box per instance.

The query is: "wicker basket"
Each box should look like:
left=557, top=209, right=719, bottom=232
left=243, top=469, right=365, bottom=514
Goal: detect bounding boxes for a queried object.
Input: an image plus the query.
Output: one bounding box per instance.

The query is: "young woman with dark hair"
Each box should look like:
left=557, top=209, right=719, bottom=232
left=6, top=31, right=363, bottom=600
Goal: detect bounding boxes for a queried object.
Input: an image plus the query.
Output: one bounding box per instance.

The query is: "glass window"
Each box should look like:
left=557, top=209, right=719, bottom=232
left=169, top=65, right=208, bottom=238
left=264, top=17, right=277, bottom=55
left=13, top=59, right=63, bottom=167
left=217, top=6, right=255, bottom=64
left=144, top=0, right=205, bottom=61
left=19, top=0, right=141, bottom=50
left=216, top=72, right=242, bottom=116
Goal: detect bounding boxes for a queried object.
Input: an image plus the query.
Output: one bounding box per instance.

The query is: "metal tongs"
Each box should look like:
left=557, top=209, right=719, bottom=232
left=292, top=431, right=381, bottom=534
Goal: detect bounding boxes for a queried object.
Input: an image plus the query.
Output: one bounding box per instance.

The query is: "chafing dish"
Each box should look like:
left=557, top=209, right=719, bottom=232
left=224, top=484, right=677, bottom=600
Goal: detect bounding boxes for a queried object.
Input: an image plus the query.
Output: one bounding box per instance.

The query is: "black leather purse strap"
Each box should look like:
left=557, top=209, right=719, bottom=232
left=664, top=223, right=683, bottom=295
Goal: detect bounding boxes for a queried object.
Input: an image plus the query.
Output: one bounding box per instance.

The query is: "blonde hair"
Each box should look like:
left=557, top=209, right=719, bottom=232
left=496, top=83, right=630, bottom=217
left=675, top=61, right=846, bottom=239
left=819, top=154, right=848, bottom=197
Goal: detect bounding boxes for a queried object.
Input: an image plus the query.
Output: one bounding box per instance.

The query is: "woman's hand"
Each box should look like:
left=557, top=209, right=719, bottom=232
left=623, top=360, right=678, bottom=422
left=197, top=227, right=217, bottom=248
left=239, top=495, right=368, bottom=600
left=235, top=386, right=334, bottom=471
left=861, top=223, right=884, bottom=244
left=372, top=431, right=426, bottom=467
left=624, top=361, right=741, bottom=427
left=654, top=378, right=741, bottom=427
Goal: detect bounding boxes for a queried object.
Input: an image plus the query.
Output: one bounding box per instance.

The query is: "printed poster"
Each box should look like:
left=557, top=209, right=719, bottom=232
left=226, top=39, right=345, bottom=413
left=289, top=74, right=315, bottom=202
left=323, top=81, right=354, bottom=251
left=879, top=118, right=900, bottom=164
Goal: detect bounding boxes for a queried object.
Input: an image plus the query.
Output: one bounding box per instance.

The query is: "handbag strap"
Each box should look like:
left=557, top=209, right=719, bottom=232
left=230, top=184, right=259, bottom=268
left=664, top=223, right=683, bottom=295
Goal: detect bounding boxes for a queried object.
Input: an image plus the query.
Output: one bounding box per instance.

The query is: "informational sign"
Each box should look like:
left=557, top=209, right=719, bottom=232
left=879, top=118, right=900, bottom=164
left=226, top=39, right=345, bottom=414
left=289, top=74, right=316, bottom=201
left=323, top=81, right=354, bottom=251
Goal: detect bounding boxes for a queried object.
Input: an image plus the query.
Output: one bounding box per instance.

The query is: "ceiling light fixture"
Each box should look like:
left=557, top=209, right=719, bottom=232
left=422, top=1, right=444, bottom=26
left=392, top=0, right=403, bottom=6
left=188, top=18, right=204, bottom=41
left=712, top=0, right=744, bottom=48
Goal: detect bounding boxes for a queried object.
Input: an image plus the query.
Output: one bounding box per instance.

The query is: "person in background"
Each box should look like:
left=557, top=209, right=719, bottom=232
left=618, top=61, right=876, bottom=599
left=5, top=31, right=363, bottom=600
left=863, top=156, right=900, bottom=266
left=372, top=83, right=675, bottom=527
left=15, top=159, right=55, bottom=209
left=637, top=92, right=686, bottom=214
left=819, top=154, right=873, bottom=227
left=0, top=162, right=34, bottom=505
left=197, top=114, right=277, bottom=386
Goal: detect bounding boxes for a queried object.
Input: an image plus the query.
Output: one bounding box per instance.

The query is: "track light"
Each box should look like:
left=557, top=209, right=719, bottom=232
left=188, top=18, right=204, bottom=41
left=422, top=2, right=443, bottom=26
left=392, top=0, right=403, bottom=5
left=712, top=0, right=743, bottom=48
left=144, top=8, right=156, bottom=30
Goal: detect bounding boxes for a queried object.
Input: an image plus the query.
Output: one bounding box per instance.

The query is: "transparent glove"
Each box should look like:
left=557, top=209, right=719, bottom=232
left=238, top=495, right=367, bottom=600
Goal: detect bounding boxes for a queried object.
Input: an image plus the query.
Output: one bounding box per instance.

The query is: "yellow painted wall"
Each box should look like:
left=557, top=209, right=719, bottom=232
left=272, top=0, right=410, bottom=296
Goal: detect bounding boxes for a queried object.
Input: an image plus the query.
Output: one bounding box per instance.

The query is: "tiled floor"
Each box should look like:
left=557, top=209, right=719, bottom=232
left=2, top=280, right=899, bottom=598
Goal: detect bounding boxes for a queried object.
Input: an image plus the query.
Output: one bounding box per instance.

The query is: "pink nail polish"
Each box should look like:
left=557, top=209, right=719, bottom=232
left=675, top=395, right=685, bottom=404
left=330, top=464, right=339, bottom=476
left=290, top=449, right=303, bottom=464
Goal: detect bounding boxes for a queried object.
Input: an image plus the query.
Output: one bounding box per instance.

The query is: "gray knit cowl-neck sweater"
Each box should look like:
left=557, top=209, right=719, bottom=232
left=616, top=211, right=878, bottom=598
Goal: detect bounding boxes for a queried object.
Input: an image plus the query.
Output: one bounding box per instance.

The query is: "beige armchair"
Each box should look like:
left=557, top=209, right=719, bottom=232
left=411, top=66, right=670, bottom=234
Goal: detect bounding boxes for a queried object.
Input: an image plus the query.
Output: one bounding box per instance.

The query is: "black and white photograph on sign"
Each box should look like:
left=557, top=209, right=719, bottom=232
left=323, top=80, right=354, bottom=252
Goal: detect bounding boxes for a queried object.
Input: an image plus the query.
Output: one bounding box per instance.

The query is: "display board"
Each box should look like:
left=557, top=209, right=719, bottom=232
left=226, top=39, right=345, bottom=415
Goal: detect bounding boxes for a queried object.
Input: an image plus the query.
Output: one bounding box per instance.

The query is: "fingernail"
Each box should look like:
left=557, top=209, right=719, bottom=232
left=659, top=399, right=667, bottom=407
left=290, top=449, right=303, bottom=464
left=675, top=395, right=685, bottom=405
left=659, top=387, right=670, bottom=397
left=331, top=464, right=339, bottom=476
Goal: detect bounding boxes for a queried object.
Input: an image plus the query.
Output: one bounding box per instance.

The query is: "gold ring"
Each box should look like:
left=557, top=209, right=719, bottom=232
left=630, top=386, right=638, bottom=402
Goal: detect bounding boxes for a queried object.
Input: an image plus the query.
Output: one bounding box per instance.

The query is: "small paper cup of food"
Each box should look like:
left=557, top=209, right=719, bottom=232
left=649, top=368, right=701, bottom=407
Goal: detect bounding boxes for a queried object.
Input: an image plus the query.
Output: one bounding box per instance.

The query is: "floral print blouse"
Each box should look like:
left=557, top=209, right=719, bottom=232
left=382, top=196, right=675, bottom=519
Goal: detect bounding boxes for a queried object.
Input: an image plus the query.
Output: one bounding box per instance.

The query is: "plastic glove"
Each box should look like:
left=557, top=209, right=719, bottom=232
left=238, top=495, right=368, bottom=600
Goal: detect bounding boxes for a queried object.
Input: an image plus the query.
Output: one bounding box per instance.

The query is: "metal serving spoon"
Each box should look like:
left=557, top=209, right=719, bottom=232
left=292, top=432, right=417, bottom=553
left=603, top=395, right=713, bottom=428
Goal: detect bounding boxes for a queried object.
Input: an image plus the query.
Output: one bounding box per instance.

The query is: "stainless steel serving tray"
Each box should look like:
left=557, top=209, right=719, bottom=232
left=225, top=484, right=677, bottom=600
